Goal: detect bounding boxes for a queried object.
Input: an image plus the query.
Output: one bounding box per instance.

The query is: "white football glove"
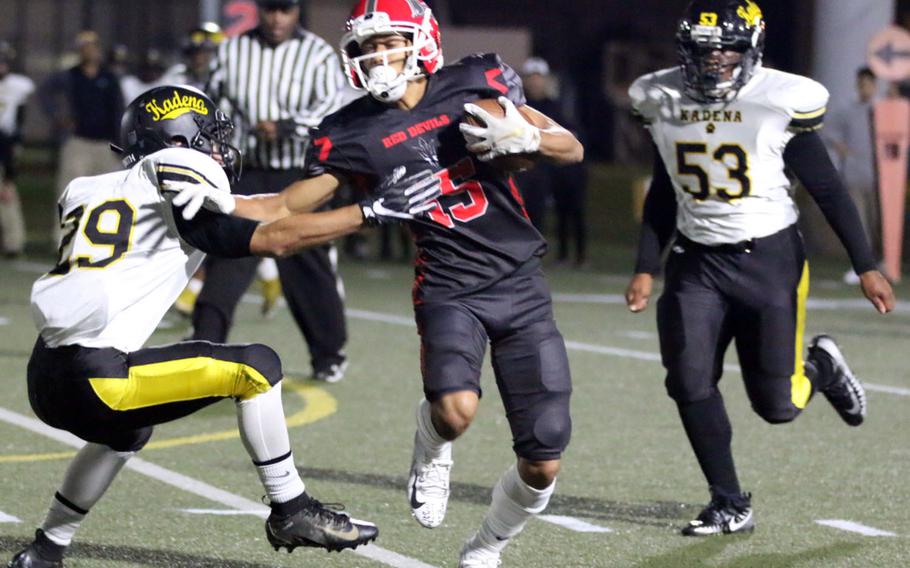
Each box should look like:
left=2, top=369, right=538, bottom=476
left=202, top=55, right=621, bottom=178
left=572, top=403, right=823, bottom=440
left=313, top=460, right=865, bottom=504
left=161, top=180, right=236, bottom=220
left=361, top=169, right=442, bottom=225
left=459, top=96, right=541, bottom=162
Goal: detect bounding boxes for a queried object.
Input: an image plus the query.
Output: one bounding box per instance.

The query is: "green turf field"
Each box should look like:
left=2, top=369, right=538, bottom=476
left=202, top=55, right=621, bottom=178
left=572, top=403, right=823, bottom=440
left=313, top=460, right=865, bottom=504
left=0, top=250, right=908, bottom=568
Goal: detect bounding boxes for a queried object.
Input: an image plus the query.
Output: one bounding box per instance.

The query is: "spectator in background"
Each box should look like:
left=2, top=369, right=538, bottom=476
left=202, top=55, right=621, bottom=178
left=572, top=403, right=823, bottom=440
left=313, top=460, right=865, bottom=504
left=825, top=67, right=881, bottom=284
left=196, top=0, right=349, bottom=382
left=38, top=30, right=123, bottom=238
left=164, top=23, right=225, bottom=91
left=0, top=41, right=35, bottom=258
left=516, top=57, right=589, bottom=267
left=106, top=44, right=131, bottom=79
left=120, top=48, right=169, bottom=105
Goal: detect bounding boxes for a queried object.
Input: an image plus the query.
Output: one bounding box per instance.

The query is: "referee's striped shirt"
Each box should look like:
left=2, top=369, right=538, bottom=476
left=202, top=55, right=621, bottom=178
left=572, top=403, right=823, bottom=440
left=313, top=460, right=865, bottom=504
left=207, top=27, right=345, bottom=170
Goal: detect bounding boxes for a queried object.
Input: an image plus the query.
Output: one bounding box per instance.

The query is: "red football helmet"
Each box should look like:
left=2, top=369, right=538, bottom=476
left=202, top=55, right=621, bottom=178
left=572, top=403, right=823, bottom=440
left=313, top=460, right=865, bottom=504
left=341, top=0, right=443, bottom=100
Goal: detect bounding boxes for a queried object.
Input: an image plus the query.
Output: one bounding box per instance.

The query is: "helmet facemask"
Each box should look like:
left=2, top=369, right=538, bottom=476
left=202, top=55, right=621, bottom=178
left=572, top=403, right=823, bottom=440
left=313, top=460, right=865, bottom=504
left=677, top=12, right=764, bottom=103
left=190, top=111, right=243, bottom=183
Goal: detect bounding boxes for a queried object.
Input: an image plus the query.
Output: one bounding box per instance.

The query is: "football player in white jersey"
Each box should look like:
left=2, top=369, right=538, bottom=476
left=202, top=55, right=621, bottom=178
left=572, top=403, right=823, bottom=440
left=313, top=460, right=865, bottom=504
left=10, top=85, right=438, bottom=567
left=624, top=0, right=895, bottom=536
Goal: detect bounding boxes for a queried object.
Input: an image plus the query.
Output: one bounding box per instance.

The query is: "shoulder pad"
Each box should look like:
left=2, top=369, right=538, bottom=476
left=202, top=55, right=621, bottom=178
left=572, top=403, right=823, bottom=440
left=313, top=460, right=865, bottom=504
left=629, top=68, right=679, bottom=125
left=455, top=52, right=503, bottom=69
left=144, top=147, right=231, bottom=194
left=452, top=53, right=525, bottom=104
left=765, top=71, right=829, bottom=132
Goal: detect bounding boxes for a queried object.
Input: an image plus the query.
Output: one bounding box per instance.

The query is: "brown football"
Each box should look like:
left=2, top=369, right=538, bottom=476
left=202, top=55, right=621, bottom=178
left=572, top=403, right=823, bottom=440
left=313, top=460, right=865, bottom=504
left=463, top=98, right=537, bottom=173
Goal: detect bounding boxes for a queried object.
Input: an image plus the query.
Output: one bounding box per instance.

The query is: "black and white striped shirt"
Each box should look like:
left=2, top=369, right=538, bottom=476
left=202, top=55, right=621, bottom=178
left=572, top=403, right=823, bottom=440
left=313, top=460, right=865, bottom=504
left=207, top=28, right=344, bottom=170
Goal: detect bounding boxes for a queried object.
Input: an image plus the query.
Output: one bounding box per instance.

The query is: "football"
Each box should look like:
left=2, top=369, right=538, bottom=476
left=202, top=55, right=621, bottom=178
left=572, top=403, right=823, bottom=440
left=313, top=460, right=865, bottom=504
left=463, top=98, right=538, bottom=172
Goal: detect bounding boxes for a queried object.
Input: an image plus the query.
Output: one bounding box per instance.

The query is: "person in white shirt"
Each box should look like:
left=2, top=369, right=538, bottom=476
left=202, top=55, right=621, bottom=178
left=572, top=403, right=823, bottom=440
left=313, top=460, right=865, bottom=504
left=0, top=41, right=35, bottom=257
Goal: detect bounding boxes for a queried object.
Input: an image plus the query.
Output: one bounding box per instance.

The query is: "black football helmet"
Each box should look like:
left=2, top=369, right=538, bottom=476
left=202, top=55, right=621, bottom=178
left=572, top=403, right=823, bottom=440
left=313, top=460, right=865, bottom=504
left=117, top=85, right=241, bottom=182
left=677, top=0, right=766, bottom=102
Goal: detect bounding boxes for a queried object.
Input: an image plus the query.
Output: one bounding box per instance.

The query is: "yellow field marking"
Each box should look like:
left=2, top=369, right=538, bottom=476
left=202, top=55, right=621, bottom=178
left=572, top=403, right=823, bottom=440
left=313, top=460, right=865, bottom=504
left=0, top=380, right=335, bottom=463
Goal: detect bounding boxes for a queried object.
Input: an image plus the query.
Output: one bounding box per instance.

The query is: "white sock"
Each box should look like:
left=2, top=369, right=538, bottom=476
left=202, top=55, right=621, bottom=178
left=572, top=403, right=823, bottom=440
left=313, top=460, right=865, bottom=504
left=42, top=443, right=133, bottom=546
left=236, top=383, right=305, bottom=503
left=472, top=464, right=555, bottom=554
left=415, top=398, right=451, bottom=460
left=257, top=258, right=279, bottom=280
left=255, top=452, right=305, bottom=504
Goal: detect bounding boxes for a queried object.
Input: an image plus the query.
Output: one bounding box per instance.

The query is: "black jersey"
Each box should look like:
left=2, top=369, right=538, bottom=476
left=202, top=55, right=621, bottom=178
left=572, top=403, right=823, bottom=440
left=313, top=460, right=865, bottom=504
left=305, top=53, right=546, bottom=303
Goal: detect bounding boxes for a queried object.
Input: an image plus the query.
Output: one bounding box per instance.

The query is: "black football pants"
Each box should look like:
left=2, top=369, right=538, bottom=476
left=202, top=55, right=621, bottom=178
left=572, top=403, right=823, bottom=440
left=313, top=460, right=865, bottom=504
left=657, top=223, right=812, bottom=423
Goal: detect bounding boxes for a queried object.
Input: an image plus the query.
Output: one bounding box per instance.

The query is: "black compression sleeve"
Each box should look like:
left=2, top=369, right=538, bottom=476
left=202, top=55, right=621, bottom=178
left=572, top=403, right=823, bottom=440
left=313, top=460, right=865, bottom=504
left=783, top=131, right=877, bottom=274
left=634, top=149, right=677, bottom=274
left=172, top=205, right=259, bottom=258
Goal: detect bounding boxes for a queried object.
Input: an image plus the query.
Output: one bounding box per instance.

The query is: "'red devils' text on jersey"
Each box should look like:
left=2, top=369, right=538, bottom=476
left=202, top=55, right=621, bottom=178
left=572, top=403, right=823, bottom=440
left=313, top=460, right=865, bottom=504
left=305, top=53, right=546, bottom=303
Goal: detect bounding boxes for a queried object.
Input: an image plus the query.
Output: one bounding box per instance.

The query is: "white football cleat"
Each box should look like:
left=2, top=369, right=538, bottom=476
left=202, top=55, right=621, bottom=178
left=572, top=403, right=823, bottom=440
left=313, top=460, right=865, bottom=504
left=458, top=537, right=502, bottom=568
left=407, top=432, right=452, bottom=529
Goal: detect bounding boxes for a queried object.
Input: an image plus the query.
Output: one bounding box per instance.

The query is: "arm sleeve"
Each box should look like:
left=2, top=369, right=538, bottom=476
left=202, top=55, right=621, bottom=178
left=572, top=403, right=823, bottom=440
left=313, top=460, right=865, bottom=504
left=634, top=148, right=677, bottom=275
left=783, top=130, right=877, bottom=274
left=276, top=45, right=344, bottom=139
left=172, top=206, right=259, bottom=258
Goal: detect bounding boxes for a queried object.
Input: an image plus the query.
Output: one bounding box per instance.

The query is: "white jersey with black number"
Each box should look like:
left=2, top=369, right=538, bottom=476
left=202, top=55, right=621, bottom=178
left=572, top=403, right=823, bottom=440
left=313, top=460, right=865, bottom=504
left=31, top=147, right=231, bottom=352
left=629, top=65, right=829, bottom=245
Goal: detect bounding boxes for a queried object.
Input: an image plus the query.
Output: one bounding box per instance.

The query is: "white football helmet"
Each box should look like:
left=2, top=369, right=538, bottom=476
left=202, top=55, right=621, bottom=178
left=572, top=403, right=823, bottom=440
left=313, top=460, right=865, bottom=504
left=341, top=0, right=443, bottom=102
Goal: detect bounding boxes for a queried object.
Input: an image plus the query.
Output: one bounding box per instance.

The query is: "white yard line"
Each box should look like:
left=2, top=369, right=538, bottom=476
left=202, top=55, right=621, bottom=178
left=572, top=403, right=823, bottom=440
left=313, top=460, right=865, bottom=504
left=329, top=308, right=910, bottom=399
left=0, top=406, right=437, bottom=568
left=0, top=317, right=9, bottom=326
left=815, top=519, right=897, bottom=537
left=864, top=383, right=910, bottom=397
left=179, top=508, right=263, bottom=516
left=0, top=511, right=21, bottom=523
left=552, top=292, right=910, bottom=314
left=539, top=515, right=612, bottom=533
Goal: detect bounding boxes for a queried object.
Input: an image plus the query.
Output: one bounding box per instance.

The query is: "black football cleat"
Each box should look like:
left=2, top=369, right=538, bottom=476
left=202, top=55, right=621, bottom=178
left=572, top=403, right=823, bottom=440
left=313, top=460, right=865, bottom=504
left=809, top=335, right=866, bottom=426
left=7, top=530, right=66, bottom=567
left=682, top=491, right=754, bottom=536
left=265, top=493, right=378, bottom=553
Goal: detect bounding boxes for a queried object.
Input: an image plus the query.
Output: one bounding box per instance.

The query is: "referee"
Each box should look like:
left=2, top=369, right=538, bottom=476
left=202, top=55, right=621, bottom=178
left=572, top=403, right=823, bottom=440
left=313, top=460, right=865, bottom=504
left=193, top=0, right=349, bottom=382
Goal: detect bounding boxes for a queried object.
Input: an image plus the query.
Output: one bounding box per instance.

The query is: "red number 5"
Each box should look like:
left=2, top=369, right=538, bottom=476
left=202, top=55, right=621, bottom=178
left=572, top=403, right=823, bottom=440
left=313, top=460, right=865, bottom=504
left=428, top=158, right=488, bottom=228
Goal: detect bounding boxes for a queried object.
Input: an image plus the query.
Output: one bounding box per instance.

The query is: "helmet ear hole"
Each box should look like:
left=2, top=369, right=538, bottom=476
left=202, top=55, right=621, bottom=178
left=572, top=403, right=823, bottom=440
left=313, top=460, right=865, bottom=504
left=169, top=135, right=190, bottom=148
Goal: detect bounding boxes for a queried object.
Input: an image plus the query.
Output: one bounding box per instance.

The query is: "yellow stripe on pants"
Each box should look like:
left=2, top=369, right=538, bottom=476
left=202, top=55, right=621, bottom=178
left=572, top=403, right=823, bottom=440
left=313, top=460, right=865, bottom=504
left=89, top=357, right=272, bottom=411
left=791, top=262, right=811, bottom=409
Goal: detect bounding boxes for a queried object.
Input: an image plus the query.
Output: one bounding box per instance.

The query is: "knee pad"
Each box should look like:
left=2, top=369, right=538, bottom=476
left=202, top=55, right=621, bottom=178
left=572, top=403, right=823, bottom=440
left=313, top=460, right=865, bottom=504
left=753, top=404, right=799, bottom=425
left=241, top=344, right=283, bottom=387
left=665, top=373, right=718, bottom=405
left=107, top=426, right=153, bottom=452
left=513, top=393, right=572, bottom=461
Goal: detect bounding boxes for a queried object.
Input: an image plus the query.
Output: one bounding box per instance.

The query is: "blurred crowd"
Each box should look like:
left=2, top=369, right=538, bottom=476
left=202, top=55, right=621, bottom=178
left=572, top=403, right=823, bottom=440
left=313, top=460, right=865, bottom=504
left=0, top=23, right=591, bottom=270
left=0, top=24, right=226, bottom=257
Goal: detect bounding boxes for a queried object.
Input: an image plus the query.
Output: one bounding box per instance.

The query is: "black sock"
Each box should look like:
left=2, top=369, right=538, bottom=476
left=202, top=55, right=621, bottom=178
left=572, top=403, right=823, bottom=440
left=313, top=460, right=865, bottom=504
left=677, top=392, right=741, bottom=498
left=34, top=530, right=67, bottom=561
left=270, top=491, right=311, bottom=517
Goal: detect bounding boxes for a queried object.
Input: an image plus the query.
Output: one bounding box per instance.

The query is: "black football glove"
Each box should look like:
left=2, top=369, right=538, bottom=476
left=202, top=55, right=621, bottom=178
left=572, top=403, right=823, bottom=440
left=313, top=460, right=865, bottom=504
left=360, top=168, right=442, bottom=226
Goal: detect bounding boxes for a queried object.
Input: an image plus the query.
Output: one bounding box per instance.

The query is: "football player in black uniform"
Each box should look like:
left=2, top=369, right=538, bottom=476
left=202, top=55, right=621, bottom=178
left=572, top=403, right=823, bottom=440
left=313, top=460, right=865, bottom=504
left=179, top=1, right=583, bottom=565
